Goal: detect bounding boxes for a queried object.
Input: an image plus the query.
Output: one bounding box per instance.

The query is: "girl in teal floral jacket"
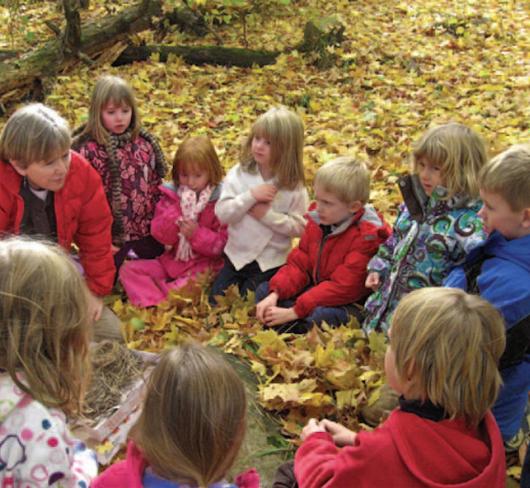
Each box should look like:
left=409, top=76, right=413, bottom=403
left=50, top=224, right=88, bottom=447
left=363, top=123, right=487, bottom=332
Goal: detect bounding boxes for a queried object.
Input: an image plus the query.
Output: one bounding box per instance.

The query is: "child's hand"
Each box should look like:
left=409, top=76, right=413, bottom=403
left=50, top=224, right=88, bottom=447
left=320, top=419, right=357, bottom=447
left=301, top=418, right=326, bottom=441
left=87, top=293, right=104, bottom=323
left=256, top=292, right=279, bottom=321
left=180, top=219, right=198, bottom=238
left=248, top=202, right=271, bottom=220
left=111, top=244, right=120, bottom=255
left=365, top=272, right=381, bottom=291
left=251, top=184, right=277, bottom=203
left=264, top=306, right=298, bottom=326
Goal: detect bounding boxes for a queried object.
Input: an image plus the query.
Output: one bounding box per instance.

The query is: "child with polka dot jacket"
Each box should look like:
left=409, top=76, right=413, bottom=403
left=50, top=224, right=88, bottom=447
left=0, top=239, right=97, bottom=487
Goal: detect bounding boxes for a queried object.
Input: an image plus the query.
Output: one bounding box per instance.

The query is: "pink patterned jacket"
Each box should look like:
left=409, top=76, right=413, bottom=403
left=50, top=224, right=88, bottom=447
left=77, top=135, right=162, bottom=242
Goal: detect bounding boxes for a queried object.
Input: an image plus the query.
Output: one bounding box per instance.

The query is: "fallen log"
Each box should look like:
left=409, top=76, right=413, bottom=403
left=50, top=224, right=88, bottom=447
left=0, top=0, right=162, bottom=106
left=113, top=44, right=279, bottom=68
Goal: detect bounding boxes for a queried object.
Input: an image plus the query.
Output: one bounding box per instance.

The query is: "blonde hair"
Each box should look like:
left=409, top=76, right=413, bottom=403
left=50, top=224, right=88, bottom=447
left=172, top=135, right=224, bottom=187
left=390, top=287, right=505, bottom=427
left=479, top=143, right=530, bottom=211
left=0, top=103, right=71, bottom=168
left=314, top=156, right=370, bottom=204
left=81, top=75, right=140, bottom=145
left=0, top=238, right=91, bottom=417
left=132, top=342, right=247, bottom=486
left=412, top=123, right=488, bottom=199
left=240, top=106, right=305, bottom=190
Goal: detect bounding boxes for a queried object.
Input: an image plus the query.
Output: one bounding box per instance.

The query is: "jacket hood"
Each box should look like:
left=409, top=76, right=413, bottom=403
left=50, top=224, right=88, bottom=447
left=485, top=231, right=530, bottom=273
left=160, top=182, right=221, bottom=202
left=388, top=410, right=505, bottom=487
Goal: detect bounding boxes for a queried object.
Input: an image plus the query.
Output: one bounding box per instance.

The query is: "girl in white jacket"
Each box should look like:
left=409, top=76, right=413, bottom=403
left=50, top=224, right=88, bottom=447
left=0, top=238, right=97, bottom=487
left=210, top=106, right=308, bottom=302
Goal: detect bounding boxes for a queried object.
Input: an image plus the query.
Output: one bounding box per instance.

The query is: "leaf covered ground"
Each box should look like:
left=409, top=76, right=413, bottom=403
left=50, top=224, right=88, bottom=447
left=0, top=0, right=528, bottom=483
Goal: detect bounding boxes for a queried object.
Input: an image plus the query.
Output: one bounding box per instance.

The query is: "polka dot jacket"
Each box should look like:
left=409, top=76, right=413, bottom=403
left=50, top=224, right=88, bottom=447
left=0, top=373, right=98, bottom=487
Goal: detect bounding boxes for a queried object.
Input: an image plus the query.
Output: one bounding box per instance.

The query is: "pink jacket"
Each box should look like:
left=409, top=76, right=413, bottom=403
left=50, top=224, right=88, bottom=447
left=93, top=441, right=260, bottom=488
left=151, top=183, right=227, bottom=279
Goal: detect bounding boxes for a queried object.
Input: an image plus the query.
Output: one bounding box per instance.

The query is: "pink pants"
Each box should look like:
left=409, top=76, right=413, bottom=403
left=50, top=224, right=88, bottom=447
left=119, top=259, right=190, bottom=307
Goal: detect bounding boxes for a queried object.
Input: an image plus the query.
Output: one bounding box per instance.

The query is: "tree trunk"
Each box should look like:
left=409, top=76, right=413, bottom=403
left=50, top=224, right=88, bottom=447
left=0, top=0, right=162, bottom=105
left=113, top=45, right=279, bottom=68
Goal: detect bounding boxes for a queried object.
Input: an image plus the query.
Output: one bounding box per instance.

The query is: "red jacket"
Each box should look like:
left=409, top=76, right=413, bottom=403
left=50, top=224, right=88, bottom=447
left=295, top=410, right=506, bottom=488
left=269, top=205, right=390, bottom=318
left=0, top=152, right=115, bottom=296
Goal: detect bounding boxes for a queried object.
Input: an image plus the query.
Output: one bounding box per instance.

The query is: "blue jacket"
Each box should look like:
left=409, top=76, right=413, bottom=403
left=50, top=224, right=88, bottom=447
left=445, top=232, right=530, bottom=330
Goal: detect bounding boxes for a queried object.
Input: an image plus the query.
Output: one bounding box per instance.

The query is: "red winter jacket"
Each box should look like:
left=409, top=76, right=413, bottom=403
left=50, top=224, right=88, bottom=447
left=269, top=205, right=390, bottom=318
left=295, top=410, right=506, bottom=488
left=0, top=152, right=115, bottom=296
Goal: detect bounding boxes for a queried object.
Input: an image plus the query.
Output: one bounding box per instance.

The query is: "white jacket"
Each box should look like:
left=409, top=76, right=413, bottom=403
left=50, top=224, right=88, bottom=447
left=216, top=164, right=308, bottom=271
left=0, top=373, right=97, bottom=487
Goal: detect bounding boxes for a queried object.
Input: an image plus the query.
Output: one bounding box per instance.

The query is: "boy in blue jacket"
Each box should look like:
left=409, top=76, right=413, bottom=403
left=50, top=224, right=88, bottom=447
left=445, top=144, right=530, bottom=453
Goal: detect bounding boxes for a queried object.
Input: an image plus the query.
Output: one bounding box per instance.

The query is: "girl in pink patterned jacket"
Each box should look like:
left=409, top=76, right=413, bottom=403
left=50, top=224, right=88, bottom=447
left=120, top=135, right=227, bottom=307
left=73, top=75, right=167, bottom=270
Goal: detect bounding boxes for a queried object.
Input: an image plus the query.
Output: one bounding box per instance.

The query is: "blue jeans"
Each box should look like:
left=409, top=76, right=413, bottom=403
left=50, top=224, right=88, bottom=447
left=255, top=282, right=363, bottom=333
left=209, top=256, right=279, bottom=305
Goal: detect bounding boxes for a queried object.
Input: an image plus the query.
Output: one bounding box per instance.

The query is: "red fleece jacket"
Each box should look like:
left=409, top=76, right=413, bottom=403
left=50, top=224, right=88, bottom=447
left=0, top=152, right=114, bottom=296
left=269, top=205, right=390, bottom=317
left=295, top=410, right=506, bottom=488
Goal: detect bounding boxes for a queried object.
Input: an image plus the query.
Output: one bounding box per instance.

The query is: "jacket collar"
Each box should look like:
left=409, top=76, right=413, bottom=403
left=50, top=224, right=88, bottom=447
left=160, top=182, right=221, bottom=202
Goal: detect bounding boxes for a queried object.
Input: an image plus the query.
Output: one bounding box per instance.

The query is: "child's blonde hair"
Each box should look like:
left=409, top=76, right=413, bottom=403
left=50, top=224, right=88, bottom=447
left=0, top=238, right=91, bottom=417
left=314, top=156, right=370, bottom=204
left=132, top=341, right=246, bottom=486
left=241, top=106, right=305, bottom=190
left=390, top=287, right=505, bottom=427
left=412, top=123, right=487, bottom=199
left=0, top=103, right=71, bottom=168
left=479, top=143, right=530, bottom=211
left=82, top=75, right=140, bottom=145
left=172, top=135, right=224, bottom=187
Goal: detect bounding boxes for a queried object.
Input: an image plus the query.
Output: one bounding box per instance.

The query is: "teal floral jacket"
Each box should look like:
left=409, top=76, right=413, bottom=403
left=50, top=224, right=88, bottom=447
left=363, top=175, right=486, bottom=333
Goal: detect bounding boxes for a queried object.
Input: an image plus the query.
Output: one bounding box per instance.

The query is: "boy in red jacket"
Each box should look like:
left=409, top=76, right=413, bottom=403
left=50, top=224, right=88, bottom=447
left=255, top=156, right=390, bottom=333
left=0, top=103, right=122, bottom=341
left=275, top=288, right=506, bottom=488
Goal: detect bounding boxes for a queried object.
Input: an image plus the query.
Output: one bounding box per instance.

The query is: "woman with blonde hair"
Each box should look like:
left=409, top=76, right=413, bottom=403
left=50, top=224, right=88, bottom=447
left=0, top=237, right=97, bottom=486
left=93, top=341, right=259, bottom=488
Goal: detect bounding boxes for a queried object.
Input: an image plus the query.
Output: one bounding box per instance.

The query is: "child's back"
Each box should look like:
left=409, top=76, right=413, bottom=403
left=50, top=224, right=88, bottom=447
left=289, top=288, right=506, bottom=488
left=0, top=238, right=97, bottom=487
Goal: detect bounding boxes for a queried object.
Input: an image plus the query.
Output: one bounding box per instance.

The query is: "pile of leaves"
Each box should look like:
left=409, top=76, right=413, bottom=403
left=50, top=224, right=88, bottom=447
left=114, top=274, right=386, bottom=438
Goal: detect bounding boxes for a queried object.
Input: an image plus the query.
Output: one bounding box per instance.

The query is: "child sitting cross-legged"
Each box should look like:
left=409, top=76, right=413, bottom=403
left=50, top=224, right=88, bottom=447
left=445, top=143, right=530, bottom=457
left=275, top=288, right=506, bottom=488
left=255, top=156, right=390, bottom=333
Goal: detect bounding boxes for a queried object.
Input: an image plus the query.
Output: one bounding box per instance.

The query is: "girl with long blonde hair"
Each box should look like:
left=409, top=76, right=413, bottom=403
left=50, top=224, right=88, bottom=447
left=0, top=238, right=97, bottom=486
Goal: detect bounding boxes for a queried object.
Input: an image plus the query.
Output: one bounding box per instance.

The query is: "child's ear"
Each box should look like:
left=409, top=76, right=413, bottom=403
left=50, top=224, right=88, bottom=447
left=522, top=208, right=530, bottom=228
left=9, top=160, right=28, bottom=177
left=350, top=200, right=363, bottom=213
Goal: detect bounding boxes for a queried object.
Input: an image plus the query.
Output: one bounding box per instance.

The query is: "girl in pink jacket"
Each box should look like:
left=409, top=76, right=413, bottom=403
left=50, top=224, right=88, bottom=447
left=120, top=135, right=227, bottom=307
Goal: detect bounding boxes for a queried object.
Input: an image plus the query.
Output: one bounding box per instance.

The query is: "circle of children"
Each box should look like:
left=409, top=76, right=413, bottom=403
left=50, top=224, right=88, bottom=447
left=0, top=73, right=528, bottom=488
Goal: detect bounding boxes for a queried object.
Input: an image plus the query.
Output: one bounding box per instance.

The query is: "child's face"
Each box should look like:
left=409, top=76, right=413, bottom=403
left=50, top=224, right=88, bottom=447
left=478, top=189, right=530, bottom=239
left=178, top=166, right=210, bottom=193
left=417, top=157, right=444, bottom=195
left=101, top=101, right=132, bottom=135
left=251, top=135, right=272, bottom=169
left=314, top=183, right=361, bottom=226
left=10, top=150, right=71, bottom=191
